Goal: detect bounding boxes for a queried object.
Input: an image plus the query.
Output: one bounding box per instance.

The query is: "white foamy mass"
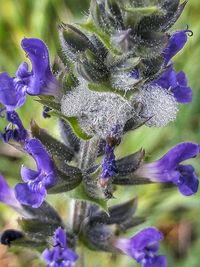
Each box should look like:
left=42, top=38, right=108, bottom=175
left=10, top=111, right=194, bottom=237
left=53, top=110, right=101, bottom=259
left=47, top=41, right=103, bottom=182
left=133, top=84, right=178, bottom=127
left=61, top=82, right=134, bottom=137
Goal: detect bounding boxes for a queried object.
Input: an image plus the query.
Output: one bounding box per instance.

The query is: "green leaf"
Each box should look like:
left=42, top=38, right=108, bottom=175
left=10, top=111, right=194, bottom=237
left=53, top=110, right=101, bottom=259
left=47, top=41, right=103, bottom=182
left=49, top=110, right=93, bottom=140
left=70, top=183, right=108, bottom=213
left=35, top=95, right=61, bottom=111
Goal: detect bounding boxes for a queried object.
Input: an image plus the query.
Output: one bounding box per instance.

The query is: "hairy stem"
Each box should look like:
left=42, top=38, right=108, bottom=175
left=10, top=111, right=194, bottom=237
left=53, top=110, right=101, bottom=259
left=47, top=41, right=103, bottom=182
left=71, top=138, right=100, bottom=266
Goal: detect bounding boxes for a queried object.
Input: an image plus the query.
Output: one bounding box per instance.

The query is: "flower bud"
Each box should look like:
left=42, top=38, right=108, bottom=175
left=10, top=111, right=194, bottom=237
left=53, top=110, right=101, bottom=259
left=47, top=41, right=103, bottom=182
left=58, top=23, right=96, bottom=60
left=76, top=49, right=109, bottom=82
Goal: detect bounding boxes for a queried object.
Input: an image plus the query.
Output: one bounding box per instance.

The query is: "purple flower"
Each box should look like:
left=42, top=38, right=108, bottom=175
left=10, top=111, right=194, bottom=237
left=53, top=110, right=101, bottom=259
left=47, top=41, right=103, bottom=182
left=152, top=29, right=193, bottom=104
left=100, top=143, right=117, bottom=185
left=154, top=66, right=192, bottom=103
left=163, top=29, right=193, bottom=65
left=0, top=38, right=58, bottom=110
left=115, top=227, right=167, bottom=267
left=100, top=126, right=122, bottom=187
left=21, top=38, right=59, bottom=96
left=15, top=138, right=57, bottom=208
left=1, top=111, right=28, bottom=143
left=136, top=142, right=199, bottom=196
left=0, top=72, right=26, bottom=111
left=42, top=227, right=78, bottom=267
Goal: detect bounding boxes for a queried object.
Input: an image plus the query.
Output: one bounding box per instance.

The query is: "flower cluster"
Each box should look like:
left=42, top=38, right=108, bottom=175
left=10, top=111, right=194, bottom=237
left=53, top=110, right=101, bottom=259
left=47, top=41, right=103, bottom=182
left=0, top=1, right=199, bottom=267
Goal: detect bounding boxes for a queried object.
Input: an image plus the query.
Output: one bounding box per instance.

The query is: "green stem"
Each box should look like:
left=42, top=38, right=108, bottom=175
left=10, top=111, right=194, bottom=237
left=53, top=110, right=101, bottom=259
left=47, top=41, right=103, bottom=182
left=71, top=137, right=100, bottom=267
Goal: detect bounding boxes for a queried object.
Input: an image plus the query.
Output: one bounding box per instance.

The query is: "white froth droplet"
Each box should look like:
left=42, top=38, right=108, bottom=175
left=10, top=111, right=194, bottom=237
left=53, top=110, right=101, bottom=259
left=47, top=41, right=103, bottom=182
left=133, top=85, right=178, bottom=127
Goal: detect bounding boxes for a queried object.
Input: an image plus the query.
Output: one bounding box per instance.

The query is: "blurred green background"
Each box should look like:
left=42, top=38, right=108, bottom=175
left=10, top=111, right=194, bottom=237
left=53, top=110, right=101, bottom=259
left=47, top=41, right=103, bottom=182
left=0, top=0, right=200, bottom=266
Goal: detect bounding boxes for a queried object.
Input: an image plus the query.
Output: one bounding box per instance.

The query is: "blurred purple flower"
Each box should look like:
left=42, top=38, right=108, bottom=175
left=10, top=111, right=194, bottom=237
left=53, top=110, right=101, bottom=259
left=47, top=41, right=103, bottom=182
left=136, top=142, right=199, bottom=196
left=1, top=111, right=28, bottom=143
left=0, top=175, right=22, bottom=211
left=15, top=138, right=57, bottom=208
left=0, top=38, right=58, bottom=110
left=115, top=227, right=167, bottom=267
left=42, top=227, right=78, bottom=267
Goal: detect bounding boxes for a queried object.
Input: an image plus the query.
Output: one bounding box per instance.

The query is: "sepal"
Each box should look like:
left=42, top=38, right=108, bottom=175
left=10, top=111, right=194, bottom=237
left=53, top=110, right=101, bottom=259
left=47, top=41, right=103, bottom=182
left=30, top=120, right=74, bottom=162
left=70, top=182, right=108, bottom=213
left=138, top=0, right=185, bottom=32
left=113, top=149, right=153, bottom=185
left=58, top=23, right=96, bottom=61
left=22, top=201, right=63, bottom=225
left=59, top=118, right=81, bottom=153
left=48, top=165, right=82, bottom=194
left=76, top=49, right=109, bottom=83
left=81, top=198, right=145, bottom=252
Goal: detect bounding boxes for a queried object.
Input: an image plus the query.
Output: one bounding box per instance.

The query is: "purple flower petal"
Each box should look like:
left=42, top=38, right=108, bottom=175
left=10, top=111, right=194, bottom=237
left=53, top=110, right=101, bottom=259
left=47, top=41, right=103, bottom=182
left=143, top=255, right=167, bottom=267
left=54, top=227, right=67, bottom=248
left=42, top=227, right=78, bottom=266
left=0, top=175, right=20, bottom=209
left=115, top=227, right=165, bottom=266
left=15, top=138, right=57, bottom=208
left=16, top=62, right=31, bottom=79
left=0, top=72, right=26, bottom=110
left=14, top=183, right=46, bottom=208
left=155, top=66, right=177, bottom=89
left=163, top=30, right=189, bottom=65
left=176, top=71, right=188, bottom=86
left=21, top=38, right=59, bottom=96
left=171, top=85, right=192, bottom=104
left=20, top=166, right=39, bottom=182
left=176, top=165, right=199, bottom=196
left=158, top=143, right=199, bottom=170
left=62, top=249, right=79, bottom=262
left=136, top=142, right=200, bottom=196
left=154, top=67, right=192, bottom=104
left=129, top=228, right=163, bottom=253
left=5, top=111, right=28, bottom=142
left=24, top=138, right=54, bottom=173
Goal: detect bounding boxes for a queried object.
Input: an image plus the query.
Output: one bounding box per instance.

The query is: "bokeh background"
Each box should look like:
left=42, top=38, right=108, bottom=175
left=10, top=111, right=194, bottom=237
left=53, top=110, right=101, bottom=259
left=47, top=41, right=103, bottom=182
left=0, top=0, right=200, bottom=266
